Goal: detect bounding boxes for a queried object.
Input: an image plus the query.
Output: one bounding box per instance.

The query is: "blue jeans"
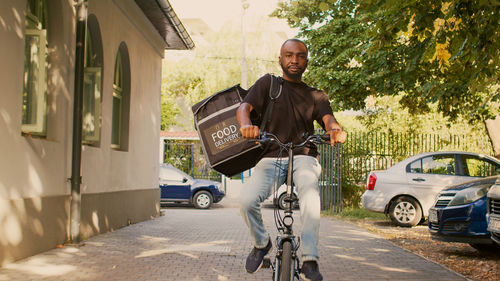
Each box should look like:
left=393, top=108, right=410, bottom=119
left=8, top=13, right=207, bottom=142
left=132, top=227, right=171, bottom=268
left=240, top=155, right=322, bottom=262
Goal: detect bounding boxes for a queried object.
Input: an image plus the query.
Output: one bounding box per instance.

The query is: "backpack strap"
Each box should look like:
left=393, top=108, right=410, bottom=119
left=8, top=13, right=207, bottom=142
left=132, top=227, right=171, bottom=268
left=259, top=74, right=283, bottom=131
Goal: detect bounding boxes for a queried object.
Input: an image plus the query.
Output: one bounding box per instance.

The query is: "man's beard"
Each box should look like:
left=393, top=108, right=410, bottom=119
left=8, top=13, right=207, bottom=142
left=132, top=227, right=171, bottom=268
left=280, top=62, right=305, bottom=81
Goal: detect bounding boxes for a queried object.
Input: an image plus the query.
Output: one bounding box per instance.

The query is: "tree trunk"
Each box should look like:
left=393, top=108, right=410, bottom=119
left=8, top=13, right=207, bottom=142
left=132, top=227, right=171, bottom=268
left=485, top=116, right=500, bottom=160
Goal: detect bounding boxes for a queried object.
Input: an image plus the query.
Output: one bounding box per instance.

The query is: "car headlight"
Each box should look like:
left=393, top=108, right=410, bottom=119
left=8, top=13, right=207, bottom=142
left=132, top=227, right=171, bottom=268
left=448, top=185, right=490, bottom=207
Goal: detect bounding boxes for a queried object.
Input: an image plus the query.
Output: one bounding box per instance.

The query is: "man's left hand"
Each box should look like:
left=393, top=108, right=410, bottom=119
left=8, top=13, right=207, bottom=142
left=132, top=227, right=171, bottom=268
left=328, top=129, right=346, bottom=146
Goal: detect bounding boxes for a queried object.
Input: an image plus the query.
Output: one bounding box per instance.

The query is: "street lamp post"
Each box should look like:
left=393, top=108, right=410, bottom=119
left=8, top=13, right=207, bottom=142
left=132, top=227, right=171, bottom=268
left=240, top=0, right=249, bottom=89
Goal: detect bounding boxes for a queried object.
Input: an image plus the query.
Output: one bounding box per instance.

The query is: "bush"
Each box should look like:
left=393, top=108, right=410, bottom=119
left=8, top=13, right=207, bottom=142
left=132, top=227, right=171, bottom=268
left=342, top=181, right=365, bottom=208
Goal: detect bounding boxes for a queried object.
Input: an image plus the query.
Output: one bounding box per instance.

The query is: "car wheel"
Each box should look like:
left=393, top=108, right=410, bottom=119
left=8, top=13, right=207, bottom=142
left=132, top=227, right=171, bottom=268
left=388, top=196, right=422, bottom=227
left=193, top=190, right=213, bottom=209
left=469, top=243, right=500, bottom=253
left=278, top=193, right=298, bottom=210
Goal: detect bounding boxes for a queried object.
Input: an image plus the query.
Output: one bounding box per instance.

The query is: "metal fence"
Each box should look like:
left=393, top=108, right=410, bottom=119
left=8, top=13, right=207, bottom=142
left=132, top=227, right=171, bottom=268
left=163, top=141, right=221, bottom=181
left=163, top=131, right=492, bottom=213
left=163, top=139, right=344, bottom=211
left=343, top=131, right=494, bottom=184
left=317, top=143, right=343, bottom=212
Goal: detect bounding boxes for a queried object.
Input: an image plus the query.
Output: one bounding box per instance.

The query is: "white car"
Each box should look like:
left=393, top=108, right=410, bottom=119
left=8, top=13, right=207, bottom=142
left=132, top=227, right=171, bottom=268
left=362, top=151, right=500, bottom=227
left=265, top=184, right=299, bottom=209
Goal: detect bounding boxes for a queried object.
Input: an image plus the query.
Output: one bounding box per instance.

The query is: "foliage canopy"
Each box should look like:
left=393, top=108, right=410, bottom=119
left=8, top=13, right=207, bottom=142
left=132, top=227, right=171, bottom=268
left=272, top=0, right=499, bottom=123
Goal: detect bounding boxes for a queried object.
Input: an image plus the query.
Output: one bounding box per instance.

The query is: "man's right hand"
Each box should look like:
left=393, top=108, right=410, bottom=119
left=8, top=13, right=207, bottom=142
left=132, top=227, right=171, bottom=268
left=240, top=125, right=260, bottom=139
left=237, top=102, right=259, bottom=139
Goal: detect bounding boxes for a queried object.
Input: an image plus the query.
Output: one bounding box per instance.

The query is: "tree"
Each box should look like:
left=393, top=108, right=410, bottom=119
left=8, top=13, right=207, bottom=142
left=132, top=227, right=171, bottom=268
left=273, top=0, right=500, bottom=157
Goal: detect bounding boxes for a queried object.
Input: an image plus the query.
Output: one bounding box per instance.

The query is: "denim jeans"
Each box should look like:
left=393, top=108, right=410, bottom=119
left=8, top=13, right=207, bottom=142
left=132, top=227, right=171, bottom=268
left=240, top=155, right=322, bottom=262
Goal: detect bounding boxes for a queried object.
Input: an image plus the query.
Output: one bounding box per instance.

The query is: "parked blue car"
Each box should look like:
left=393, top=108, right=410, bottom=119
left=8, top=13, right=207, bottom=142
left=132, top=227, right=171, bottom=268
left=428, top=176, right=500, bottom=252
left=159, top=164, right=225, bottom=209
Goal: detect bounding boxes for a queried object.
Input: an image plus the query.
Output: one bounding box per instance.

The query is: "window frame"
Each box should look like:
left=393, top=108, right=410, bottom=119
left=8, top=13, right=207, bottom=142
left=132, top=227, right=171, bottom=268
left=111, top=51, right=123, bottom=149
left=82, top=67, right=102, bottom=143
left=22, top=13, right=48, bottom=136
left=82, top=17, right=103, bottom=146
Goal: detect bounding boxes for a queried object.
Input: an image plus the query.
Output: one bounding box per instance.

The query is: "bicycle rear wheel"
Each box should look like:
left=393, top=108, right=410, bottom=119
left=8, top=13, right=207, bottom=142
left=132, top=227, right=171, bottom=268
left=279, top=240, right=293, bottom=281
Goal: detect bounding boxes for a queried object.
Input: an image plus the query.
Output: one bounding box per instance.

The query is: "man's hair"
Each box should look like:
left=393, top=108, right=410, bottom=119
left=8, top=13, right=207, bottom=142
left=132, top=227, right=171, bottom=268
left=281, top=38, right=308, bottom=53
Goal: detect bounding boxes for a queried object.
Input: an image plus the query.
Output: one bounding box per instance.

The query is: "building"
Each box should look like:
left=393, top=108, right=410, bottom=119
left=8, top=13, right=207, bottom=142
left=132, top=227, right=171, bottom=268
left=0, top=0, right=193, bottom=265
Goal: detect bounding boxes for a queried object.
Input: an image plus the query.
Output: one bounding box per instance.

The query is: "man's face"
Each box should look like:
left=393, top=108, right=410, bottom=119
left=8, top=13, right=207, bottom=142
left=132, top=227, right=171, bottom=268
left=279, top=41, right=308, bottom=81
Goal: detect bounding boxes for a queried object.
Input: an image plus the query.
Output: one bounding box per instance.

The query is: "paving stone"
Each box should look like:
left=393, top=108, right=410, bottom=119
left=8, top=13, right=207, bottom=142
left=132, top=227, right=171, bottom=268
left=0, top=205, right=466, bottom=281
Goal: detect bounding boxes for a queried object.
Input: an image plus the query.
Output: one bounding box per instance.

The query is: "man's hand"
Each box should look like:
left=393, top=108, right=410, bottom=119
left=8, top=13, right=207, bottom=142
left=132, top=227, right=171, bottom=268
left=328, top=129, right=346, bottom=146
left=237, top=103, right=259, bottom=139
left=322, top=114, right=346, bottom=146
left=240, top=124, right=260, bottom=139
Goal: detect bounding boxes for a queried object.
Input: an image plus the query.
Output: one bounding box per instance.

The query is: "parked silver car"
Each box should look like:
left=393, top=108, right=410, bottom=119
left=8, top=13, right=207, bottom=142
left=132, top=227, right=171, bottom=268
left=362, top=151, right=500, bottom=227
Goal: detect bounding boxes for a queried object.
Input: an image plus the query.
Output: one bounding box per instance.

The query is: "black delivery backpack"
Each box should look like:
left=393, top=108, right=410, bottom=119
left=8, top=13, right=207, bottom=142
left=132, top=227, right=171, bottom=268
left=192, top=75, right=283, bottom=177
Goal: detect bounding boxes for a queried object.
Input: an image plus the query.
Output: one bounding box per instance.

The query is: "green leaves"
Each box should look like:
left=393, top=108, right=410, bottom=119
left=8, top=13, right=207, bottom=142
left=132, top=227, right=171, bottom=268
left=319, top=2, right=330, bottom=11
left=274, top=0, right=499, bottom=123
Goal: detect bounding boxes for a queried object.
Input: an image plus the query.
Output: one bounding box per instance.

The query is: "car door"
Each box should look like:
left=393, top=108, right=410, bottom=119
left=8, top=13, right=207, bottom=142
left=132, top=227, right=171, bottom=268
left=405, top=154, right=465, bottom=212
left=159, top=167, right=191, bottom=200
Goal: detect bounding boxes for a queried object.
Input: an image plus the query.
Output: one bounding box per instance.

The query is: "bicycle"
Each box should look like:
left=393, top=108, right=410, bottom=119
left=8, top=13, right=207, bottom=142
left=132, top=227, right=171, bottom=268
left=251, top=131, right=331, bottom=281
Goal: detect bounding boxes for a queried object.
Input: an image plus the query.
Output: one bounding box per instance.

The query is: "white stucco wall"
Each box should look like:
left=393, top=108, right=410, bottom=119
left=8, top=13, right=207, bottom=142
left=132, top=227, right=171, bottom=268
left=0, top=0, right=163, bottom=202
left=80, top=0, right=165, bottom=194
left=0, top=0, right=74, bottom=201
left=0, top=0, right=170, bottom=264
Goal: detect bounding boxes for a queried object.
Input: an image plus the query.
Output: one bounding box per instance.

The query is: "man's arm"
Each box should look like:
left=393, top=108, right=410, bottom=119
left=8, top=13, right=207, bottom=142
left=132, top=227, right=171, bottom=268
left=322, top=114, right=346, bottom=146
left=237, top=102, right=259, bottom=138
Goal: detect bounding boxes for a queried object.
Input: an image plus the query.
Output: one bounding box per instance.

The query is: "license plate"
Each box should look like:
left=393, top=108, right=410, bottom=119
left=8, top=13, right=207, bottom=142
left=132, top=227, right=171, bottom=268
left=429, top=208, right=438, bottom=223
left=489, top=217, right=500, bottom=232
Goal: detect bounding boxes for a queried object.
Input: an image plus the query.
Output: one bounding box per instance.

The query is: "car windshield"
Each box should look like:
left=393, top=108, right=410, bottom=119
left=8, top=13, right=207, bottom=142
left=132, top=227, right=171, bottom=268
left=160, top=166, right=192, bottom=182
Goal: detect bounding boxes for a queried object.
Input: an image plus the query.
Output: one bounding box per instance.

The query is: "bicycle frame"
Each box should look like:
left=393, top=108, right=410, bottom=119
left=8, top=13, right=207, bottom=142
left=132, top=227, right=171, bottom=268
left=273, top=141, right=300, bottom=281
left=257, top=132, right=329, bottom=281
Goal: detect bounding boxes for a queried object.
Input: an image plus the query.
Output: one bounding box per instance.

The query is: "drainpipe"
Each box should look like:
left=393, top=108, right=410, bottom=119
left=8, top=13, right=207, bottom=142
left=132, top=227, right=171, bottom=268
left=70, top=0, right=87, bottom=244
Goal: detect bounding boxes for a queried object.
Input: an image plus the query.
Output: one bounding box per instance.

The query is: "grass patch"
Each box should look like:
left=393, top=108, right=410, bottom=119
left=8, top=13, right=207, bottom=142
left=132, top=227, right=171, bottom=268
left=322, top=207, right=387, bottom=220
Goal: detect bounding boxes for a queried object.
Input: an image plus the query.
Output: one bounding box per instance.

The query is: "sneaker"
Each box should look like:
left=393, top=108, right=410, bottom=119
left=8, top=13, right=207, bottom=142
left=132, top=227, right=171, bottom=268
left=245, top=239, right=272, bottom=273
left=300, top=261, right=323, bottom=281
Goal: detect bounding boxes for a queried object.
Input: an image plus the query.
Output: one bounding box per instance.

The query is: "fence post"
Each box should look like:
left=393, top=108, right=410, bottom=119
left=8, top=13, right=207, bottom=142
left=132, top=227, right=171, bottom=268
left=191, top=143, right=194, bottom=177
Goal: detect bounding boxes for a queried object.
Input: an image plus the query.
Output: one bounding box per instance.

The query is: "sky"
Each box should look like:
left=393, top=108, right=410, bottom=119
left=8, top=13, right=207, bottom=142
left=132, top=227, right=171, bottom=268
left=168, top=0, right=296, bottom=36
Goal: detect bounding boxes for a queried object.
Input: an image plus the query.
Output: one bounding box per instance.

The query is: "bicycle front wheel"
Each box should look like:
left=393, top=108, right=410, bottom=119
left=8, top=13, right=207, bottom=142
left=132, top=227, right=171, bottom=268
left=279, top=240, right=293, bottom=281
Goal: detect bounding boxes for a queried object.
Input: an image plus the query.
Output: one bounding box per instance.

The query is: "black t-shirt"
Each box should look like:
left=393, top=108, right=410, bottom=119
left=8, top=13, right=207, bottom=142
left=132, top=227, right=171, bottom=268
left=243, top=74, right=334, bottom=158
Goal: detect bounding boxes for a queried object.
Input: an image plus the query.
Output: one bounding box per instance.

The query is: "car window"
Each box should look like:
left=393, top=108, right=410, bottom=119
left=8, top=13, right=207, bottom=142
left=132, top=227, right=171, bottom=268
left=461, top=156, right=500, bottom=177
left=410, top=155, right=455, bottom=175
left=160, top=167, right=186, bottom=182
left=409, top=159, right=423, bottom=173
left=423, top=155, right=455, bottom=175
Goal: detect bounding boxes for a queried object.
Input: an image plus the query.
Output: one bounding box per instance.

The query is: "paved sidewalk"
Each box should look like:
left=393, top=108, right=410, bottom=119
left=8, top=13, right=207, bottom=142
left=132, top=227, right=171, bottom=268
left=0, top=205, right=467, bottom=281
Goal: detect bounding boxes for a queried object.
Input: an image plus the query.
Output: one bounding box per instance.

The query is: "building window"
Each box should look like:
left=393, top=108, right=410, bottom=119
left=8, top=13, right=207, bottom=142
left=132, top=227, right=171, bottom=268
left=111, top=43, right=130, bottom=150
left=22, top=0, right=48, bottom=135
left=83, top=15, right=103, bottom=145
left=111, top=52, right=123, bottom=148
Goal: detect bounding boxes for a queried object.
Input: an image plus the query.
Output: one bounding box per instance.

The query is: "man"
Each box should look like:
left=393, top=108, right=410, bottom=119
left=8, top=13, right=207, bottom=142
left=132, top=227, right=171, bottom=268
left=237, top=38, right=346, bottom=281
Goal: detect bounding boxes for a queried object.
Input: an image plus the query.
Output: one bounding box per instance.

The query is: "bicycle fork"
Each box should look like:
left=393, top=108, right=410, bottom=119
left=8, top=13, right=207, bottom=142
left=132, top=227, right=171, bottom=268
left=263, top=233, right=300, bottom=281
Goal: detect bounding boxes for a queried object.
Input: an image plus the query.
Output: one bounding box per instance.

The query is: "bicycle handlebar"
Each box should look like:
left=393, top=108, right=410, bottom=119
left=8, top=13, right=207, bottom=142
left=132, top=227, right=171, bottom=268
left=249, top=131, right=330, bottom=148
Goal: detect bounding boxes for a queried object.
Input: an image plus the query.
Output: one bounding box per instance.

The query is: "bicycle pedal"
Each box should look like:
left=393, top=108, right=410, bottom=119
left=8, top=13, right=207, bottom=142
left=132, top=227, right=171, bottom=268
left=262, top=257, right=271, bottom=268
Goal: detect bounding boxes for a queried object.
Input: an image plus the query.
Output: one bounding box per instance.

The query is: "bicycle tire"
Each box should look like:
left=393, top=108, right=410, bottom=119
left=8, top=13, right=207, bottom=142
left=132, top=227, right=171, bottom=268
left=279, top=240, right=293, bottom=281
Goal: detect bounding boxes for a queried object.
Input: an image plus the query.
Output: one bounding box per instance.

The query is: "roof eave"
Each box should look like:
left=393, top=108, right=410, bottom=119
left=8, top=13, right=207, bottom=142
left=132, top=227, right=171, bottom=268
left=135, top=0, right=195, bottom=50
